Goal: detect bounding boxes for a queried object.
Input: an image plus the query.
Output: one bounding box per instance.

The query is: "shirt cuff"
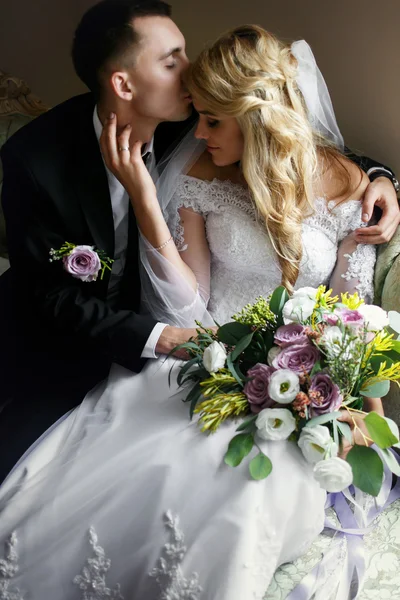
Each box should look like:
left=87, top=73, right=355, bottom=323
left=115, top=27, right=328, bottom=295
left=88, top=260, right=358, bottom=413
left=140, top=322, right=169, bottom=359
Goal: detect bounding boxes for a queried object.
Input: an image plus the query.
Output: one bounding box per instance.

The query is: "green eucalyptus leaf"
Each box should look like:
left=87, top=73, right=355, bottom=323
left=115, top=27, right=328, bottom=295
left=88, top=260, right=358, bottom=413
left=360, top=380, right=391, bottom=398
left=378, top=448, right=400, bottom=476
left=306, top=411, right=342, bottom=428
left=389, top=311, right=400, bottom=334
left=364, top=411, right=399, bottom=449
left=336, top=420, right=353, bottom=444
left=231, top=332, right=255, bottom=361
left=249, top=452, right=273, bottom=480
left=236, top=415, right=258, bottom=432
left=177, top=357, right=201, bottom=387
left=368, top=355, right=394, bottom=375
left=270, top=286, right=289, bottom=320
left=224, top=433, right=254, bottom=467
left=227, top=353, right=244, bottom=387
left=218, top=322, right=252, bottom=345
left=346, top=445, right=384, bottom=497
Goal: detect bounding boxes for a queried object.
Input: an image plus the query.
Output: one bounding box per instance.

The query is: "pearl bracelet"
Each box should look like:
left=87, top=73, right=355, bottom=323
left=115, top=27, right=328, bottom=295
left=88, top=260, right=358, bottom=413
left=154, top=236, right=173, bottom=251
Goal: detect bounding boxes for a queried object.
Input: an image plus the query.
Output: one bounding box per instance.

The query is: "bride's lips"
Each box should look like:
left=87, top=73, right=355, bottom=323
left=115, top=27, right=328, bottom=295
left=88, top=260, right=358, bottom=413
left=207, top=146, right=219, bottom=153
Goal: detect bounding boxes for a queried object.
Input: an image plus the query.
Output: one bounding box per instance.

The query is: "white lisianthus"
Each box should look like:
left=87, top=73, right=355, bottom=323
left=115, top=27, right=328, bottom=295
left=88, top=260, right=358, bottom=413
left=256, top=408, right=296, bottom=441
left=298, top=425, right=338, bottom=464
left=321, top=326, right=344, bottom=356
left=267, top=345, right=282, bottom=366
left=203, top=341, right=227, bottom=373
left=313, top=457, right=353, bottom=492
left=268, top=369, right=300, bottom=404
left=282, top=288, right=318, bottom=324
left=358, top=304, right=389, bottom=332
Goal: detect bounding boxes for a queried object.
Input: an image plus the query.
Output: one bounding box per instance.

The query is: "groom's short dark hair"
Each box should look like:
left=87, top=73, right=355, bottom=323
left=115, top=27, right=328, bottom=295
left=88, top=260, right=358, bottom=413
left=72, top=0, right=172, bottom=99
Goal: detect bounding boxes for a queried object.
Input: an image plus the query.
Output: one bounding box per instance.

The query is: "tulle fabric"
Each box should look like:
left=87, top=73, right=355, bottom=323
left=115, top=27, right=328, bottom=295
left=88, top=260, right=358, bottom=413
left=0, top=359, right=326, bottom=599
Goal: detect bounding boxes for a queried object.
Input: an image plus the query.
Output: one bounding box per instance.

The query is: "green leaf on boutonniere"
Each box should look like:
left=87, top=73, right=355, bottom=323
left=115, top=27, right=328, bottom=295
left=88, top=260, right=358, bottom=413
left=346, top=445, right=384, bottom=497
left=249, top=452, right=273, bottom=480
left=224, top=433, right=254, bottom=467
left=364, top=411, right=399, bottom=449
left=218, top=322, right=252, bottom=345
left=360, top=380, right=391, bottom=398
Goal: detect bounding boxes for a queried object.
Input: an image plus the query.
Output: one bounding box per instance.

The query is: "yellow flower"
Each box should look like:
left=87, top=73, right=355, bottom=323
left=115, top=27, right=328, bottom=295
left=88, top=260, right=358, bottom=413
left=340, top=292, right=364, bottom=310
left=194, top=392, right=249, bottom=433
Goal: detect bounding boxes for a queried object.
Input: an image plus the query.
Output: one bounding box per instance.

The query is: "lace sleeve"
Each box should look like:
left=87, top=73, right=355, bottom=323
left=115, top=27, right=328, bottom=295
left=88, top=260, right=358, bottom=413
left=139, top=179, right=214, bottom=328
left=329, top=201, right=376, bottom=302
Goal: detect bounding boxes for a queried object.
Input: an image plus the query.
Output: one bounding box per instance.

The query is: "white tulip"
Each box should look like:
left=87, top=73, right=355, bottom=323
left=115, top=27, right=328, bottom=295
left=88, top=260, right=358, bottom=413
left=268, top=369, right=300, bottom=404
left=358, top=304, right=389, bottom=332
left=313, top=457, right=353, bottom=492
left=298, top=425, right=338, bottom=464
left=267, top=345, right=282, bottom=366
left=203, top=341, right=227, bottom=373
left=256, top=408, right=296, bottom=441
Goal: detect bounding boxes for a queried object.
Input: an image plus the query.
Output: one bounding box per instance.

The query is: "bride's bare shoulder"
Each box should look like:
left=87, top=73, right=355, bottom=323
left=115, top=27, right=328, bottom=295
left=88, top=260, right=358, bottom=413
left=187, top=151, right=240, bottom=183
left=316, top=151, right=369, bottom=202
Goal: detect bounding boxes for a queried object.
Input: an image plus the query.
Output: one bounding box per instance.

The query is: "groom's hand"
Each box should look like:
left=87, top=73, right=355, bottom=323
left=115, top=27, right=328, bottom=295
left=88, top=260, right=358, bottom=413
left=156, top=326, right=199, bottom=359
left=355, top=177, right=400, bottom=244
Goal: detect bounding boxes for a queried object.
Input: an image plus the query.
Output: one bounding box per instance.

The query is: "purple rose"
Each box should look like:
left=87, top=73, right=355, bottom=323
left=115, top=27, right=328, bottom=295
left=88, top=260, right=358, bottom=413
left=274, top=324, right=308, bottom=347
left=272, top=342, right=320, bottom=375
left=309, top=373, right=342, bottom=416
left=335, top=308, right=364, bottom=329
left=63, top=245, right=101, bottom=282
left=244, top=364, right=275, bottom=414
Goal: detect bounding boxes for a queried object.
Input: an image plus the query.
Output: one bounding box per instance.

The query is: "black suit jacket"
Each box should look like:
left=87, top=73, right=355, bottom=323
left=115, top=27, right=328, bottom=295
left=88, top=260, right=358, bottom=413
left=0, top=93, right=195, bottom=384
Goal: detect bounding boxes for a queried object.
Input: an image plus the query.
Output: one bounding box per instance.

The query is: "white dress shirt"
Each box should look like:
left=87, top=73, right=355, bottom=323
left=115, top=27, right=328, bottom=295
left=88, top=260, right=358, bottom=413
left=93, top=107, right=167, bottom=358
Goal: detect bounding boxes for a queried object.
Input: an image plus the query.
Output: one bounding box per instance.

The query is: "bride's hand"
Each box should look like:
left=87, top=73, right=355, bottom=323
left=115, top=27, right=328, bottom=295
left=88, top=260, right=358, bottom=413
left=337, top=397, right=383, bottom=459
left=100, top=113, right=156, bottom=205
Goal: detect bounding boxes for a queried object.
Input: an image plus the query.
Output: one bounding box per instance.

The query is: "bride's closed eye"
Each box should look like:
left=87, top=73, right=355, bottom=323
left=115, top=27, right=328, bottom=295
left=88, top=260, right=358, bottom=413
left=207, top=119, right=220, bottom=128
left=166, top=61, right=177, bottom=69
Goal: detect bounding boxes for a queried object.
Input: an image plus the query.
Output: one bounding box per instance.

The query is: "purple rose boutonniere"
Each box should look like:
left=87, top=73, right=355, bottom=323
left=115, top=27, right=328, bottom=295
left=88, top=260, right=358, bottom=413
left=49, top=242, right=113, bottom=282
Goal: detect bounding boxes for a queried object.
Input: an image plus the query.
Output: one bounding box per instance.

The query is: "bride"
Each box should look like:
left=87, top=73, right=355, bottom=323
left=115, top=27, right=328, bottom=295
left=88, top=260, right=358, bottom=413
left=0, top=26, right=381, bottom=599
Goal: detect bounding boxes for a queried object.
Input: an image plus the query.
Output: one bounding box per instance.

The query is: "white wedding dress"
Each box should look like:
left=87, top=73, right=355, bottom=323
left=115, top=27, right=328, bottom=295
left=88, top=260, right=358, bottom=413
left=0, top=175, right=376, bottom=600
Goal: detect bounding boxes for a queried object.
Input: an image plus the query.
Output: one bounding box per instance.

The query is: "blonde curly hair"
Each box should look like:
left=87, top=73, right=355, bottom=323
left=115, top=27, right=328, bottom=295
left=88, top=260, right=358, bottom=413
left=186, top=25, right=357, bottom=292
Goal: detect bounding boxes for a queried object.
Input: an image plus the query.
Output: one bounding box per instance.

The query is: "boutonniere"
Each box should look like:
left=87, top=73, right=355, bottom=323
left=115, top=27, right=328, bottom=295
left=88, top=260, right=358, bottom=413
left=49, top=242, right=114, bottom=282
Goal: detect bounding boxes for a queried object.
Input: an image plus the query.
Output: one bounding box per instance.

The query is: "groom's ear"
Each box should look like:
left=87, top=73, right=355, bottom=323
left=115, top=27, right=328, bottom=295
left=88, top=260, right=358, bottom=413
left=110, top=72, right=135, bottom=101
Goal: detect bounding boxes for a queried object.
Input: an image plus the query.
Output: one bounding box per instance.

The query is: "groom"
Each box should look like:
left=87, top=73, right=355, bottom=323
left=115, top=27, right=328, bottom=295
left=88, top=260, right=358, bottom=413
left=0, top=0, right=398, bottom=482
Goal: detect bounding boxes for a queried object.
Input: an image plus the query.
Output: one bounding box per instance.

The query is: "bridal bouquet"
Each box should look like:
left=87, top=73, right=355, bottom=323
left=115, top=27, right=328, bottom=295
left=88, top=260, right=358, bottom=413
left=175, top=286, right=400, bottom=496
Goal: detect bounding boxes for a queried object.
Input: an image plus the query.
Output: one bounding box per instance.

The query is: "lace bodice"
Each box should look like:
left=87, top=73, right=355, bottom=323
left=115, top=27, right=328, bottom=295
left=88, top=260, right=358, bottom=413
left=174, top=175, right=376, bottom=325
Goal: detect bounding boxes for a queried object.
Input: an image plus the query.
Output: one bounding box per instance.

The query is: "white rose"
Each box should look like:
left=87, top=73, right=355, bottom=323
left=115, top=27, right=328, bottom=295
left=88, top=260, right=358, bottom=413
left=282, top=290, right=317, bottom=324
left=256, top=408, right=296, bottom=441
left=358, top=304, right=389, bottom=332
left=203, top=341, right=227, bottom=373
left=292, top=287, right=319, bottom=301
left=313, top=457, right=353, bottom=492
left=268, top=369, right=300, bottom=404
left=298, top=425, right=338, bottom=464
left=267, top=345, right=282, bottom=366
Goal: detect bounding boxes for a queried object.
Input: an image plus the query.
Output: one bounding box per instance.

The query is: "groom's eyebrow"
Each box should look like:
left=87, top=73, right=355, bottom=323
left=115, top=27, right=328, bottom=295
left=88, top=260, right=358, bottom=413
left=159, top=47, right=183, bottom=60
